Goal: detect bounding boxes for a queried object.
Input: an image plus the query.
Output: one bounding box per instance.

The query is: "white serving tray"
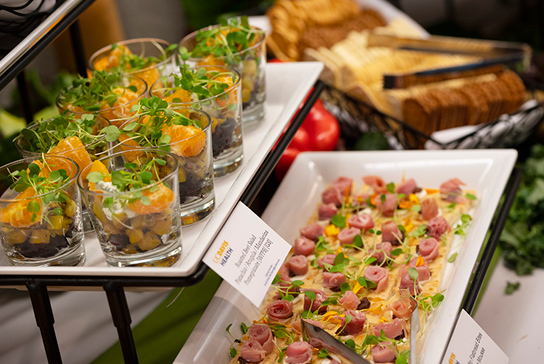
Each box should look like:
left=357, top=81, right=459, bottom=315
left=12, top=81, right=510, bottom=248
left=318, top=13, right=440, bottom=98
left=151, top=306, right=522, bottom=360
left=175, top=149, right=517, bottom=364
left=0, top=62, right=324, bottom=277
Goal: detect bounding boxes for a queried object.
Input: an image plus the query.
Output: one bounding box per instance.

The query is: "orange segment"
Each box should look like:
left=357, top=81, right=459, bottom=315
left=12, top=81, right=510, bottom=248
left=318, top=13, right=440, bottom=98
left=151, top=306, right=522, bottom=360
left=118, top=134, right=145, bottom=162
left=87, top=160, right=111, bottom=191
left=164, top=88, right=192, bottom=104
left=162, top=125, right=206, bottom=157
left=0, top=187, right=41, bottom=228
left=47, top=136, right=92, bottom=180
left=102, top=87, right=141, bottom=126
left=128, top=183, right=174, bottom=215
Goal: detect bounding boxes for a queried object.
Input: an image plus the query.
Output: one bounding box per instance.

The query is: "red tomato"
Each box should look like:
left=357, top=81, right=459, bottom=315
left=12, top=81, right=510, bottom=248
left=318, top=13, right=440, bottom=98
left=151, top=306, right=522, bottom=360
left=274, top=148, right=300, bottom=181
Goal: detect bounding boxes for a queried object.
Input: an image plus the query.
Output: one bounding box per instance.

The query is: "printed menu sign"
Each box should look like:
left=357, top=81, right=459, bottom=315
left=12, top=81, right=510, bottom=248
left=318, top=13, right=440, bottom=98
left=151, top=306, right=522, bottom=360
left=443, top=310, right=508, bottom=364
left=203, top=202, right=292, bottom=307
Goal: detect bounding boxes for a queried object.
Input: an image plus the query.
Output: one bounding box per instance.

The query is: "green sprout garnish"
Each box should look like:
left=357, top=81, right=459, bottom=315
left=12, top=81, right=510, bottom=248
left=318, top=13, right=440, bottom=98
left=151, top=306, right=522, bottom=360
left=106, top=42, right=177, bottom=73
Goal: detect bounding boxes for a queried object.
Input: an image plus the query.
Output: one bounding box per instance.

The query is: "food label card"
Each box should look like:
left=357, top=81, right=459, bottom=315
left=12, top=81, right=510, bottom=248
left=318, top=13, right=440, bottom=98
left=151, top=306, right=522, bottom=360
left=443, top=310, right=508, bottom=364
left=203, top=202, right=292, bottom=307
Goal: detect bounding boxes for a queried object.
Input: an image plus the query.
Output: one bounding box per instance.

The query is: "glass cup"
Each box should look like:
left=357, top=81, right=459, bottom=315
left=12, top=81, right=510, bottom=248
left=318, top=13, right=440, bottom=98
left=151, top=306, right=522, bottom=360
left=14, top=114, right=112, bottom=232
left=179, top=25, right=266, bottom=128
left=78, top=149, right=182, bottom=267
left=56, top=74, right=148, bottom=128
left=150, top=65, right=243, bottom=177
left=88, top=38, right=175, bottom=91
left=0, top=156, right=85, bottom=266
left=117, top=107, right=215, bottom=225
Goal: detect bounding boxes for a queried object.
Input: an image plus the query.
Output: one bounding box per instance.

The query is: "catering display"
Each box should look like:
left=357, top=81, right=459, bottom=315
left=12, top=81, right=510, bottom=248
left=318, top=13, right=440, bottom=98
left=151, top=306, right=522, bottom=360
left=150, top=64, right=244, bottom=177
left=179, top=17, right=266, bottom=126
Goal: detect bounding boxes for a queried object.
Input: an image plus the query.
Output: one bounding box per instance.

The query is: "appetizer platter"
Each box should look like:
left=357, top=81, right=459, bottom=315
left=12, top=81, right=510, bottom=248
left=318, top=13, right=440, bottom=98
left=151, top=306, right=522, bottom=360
left=176, top=149, right=517, bottom=364
left=0, top=62, right=324, bottom=276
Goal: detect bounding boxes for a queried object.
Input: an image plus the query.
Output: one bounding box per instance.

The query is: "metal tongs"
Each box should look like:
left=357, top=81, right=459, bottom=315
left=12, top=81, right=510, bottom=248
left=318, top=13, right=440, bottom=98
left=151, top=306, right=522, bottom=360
left=301, top=319, right=371, bottom=364
left=410, top=306, right=421, bottom=364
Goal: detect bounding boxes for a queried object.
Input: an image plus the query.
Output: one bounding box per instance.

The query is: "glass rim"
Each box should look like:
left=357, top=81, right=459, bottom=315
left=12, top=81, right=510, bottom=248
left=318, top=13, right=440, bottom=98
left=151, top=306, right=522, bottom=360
left=179, top=25, right=265, bottom=61
left=77, top=148, right=179, bottom=197
left=117, top=106, right=212, bottom=149
left=14, top=113, right=111, bottom=154
left=55, top=74, right=148, bottom=114
left=0, top=155, right=79, bottom=203
left=87, top=38, right=174, bottom=75
left=149, top=64, right=241, bottom=105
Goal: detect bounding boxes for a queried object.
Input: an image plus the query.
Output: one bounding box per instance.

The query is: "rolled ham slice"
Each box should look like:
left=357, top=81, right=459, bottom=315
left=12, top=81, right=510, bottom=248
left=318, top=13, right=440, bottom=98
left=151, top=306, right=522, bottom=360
left=419, top=238, right=439, bottom=261
left=372, top=343, right=396, bottom=363
left=240, top=340, right=266, bottom=363
left=294, top=237, right=315, bottom=256
left=421, top=198, right=439, bottom=220
left=399, top=272, right=420, bottom=295
left=318, top=203, right=337, bottom=221
left=347, top=214, right=374, bottom=231
left=440, top=178, right=469, bottom=204
left=287, top=255, right=309, bottom=276
left=303, top=289, right=328, bottom=313
left=427, top=216, right=450, bottom=239
left=322, top=186, right=342, bottom=206
left=300, top=222, right=324, bottom=241
left=337, top=309, right=367, bottom=336
left=373, top=318, right=405, bottom=339
left=267, top=300, right=293, bottom=322
left=381, top=220, right=404, bottom=245
left=363, top=175, right=387, bottom=194
left=389, top=297, right=417, bottom=320
left=291, top=319, right=322, bottom=334
left=396, top=178, right=417, bottom=195
left=331, top=176, right=353, bottom=195
left=337, top=227, right=362, bottom=245
left=364, top=266, right=389, bottom=293
left=318, top=254, right=336, bottom=270
left=285, top=341, right=313, bottom=364
left=248, top=324, right=274, bottom=354
left=339, top=290, right=361, bottom=310
left=323, top=272, right=346, bottom=291
left=279, top=263, right=291, bottom=282
left=403, top=257, right=431, bottom=282
left=369, top=242, right=393, bottom=265
left=375, top=193, right=397, bottom=217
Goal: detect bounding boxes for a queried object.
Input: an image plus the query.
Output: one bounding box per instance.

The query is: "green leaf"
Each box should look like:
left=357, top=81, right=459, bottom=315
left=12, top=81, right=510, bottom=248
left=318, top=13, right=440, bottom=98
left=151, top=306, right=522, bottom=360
left=448, top=252, right=458, bottom=263
left=411, top=204, right=421, bottom=212
left=411, top=224, right=427, bottom=238
left=317, top=348, right=329, bottom=358
left=303, top=290, right=316, bottom=300
left=386, top=182, right=395, bottom=193
left=87, top=171, right=106, bottom=183
left=353, top=234, right=363, bottom=247
left=331, top=214, right=346, bottom=228
left=27, top=200, right=41, bottom=213
left=229, top=348, right=236, bottom=358
left=465, top=193, right=477, bottom=200
left=240, top=322, right=249, bottom=334
left=505, top=281, right=521, bottom=295
left=140, top=196, right=151, bottom=205
left=391, top=248, right=403, bottom=256
left=102, top=125, right=121, bottom=142
left=408, top=267, right=419, bottom=281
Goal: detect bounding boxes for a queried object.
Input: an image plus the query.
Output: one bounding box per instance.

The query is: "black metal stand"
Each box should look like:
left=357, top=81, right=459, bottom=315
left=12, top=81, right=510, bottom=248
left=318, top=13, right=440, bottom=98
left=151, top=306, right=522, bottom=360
left=68, top=20, right=87, bottom=78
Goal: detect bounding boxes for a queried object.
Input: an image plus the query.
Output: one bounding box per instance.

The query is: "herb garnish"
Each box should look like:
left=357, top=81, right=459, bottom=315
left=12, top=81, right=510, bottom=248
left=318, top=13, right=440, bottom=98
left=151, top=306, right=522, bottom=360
left=106, top=42, right=177, bottom=73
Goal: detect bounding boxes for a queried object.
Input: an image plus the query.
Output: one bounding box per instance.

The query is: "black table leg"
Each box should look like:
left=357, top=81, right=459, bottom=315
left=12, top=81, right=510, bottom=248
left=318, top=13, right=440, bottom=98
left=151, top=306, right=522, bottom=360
left=27, top=281, right=63, bottom=364
left=104, top=284, right=139, bottom=364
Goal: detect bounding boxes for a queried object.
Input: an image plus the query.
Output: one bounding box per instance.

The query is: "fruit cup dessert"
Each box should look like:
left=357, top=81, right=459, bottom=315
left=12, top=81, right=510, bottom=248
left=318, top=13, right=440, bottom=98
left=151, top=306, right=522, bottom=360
left=56, top=70, right=147, bottom=127
left=78, top=149, right=182, bottom=267
left=14, top=113, right=116, bottom=231
left=117, top=97, right=215, bottom=225
left=150, top=64, right=243, bottom=177
left=179, top=16, right=266, bottom=126
left=88, top=38, right=176, bottom=92
left=0, top=155, right=84, bottom=266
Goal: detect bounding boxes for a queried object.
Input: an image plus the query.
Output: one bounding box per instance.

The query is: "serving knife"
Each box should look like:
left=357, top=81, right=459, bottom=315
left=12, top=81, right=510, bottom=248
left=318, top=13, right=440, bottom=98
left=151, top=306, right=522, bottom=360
left=300, top=319, right=372, bottom=364
left=410, top=306, right=421, bottom=364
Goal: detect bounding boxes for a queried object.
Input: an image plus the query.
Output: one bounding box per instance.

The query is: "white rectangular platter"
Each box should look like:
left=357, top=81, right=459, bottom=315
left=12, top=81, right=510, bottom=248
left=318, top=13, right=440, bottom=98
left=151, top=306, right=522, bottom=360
left=0, top=62, right=324, bottom=277
left=175, top=149, right=517, bottom=364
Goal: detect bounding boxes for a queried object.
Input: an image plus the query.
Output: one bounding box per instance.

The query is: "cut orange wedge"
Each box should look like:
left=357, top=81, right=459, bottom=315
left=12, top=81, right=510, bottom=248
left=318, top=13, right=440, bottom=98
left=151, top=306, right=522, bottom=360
left=87, top=160, right=111, bottom=191
left=128, top=183, right=174, bottom=215
left=162, top=125, right=206, bottom=157
left=0, top=187, right=41, bottom=228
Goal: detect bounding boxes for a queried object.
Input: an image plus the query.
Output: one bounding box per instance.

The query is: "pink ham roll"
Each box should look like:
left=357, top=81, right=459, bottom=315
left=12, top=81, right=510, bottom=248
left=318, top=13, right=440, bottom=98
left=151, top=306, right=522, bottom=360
left=372, top=343, right=396, bottom=363
left=303, top=289, right=328, bottom=313
left=248, top=324, right=274, bottom=354
left=347, top=214, right=374, bottom=231
left=389, top=297, right=417, bottom=320
left=381, top=220, right=404, bottom=245
left=396, top=178, right=417, bottom=195
left=419, top=237, right=439, bottom=261
left=399, top=272, right=420, bottom=295
left=285, top=341, right=313, bottom=364
left=338, top=309, right=367, bottom=336
left=287, top=255, right=309, bottom=276
left=421, top=198, right=439, bottom=220
left=338, top=227, right=362, bottom=245
left=294, top=237, right=315, bottom=256
left=363, top=175, right=387, bottom=194
left=369, top=242, right=393, bottom=265
left=322, top=186, right=342, bottom=206
left=267, top=300, right=293, bottom=322
left=427, top=216, right=450, bottom=239
left=403, top=257, right=431, bottom=282
left=318, top=254, right=336, bottom=270
left=300, top=222, right=324, bottom=241
left=338, top=290, right=361, bottom=310
left=440, top=178, right=468, bottom=204
left=323, top=272, right=346, bottom=291
left=318, top=203, right=337, bottom=221
left=375, top=193, right=397, bottom=217
left=291, top=319, right=322, bottom=334
left=240, top=340, right=266, bottom=363
left=364, top=266, right=389, bottom=293
left=373, top=318, right=405, bottom=339
left=331, top=176, right=353, bottom=195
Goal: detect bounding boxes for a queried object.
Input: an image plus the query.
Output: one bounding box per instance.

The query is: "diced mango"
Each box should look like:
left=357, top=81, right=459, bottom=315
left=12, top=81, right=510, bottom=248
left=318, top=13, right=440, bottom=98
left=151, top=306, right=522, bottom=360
left=137, top=231, right=162, bottom=251
left=127, top=228, right=144, bottom=245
